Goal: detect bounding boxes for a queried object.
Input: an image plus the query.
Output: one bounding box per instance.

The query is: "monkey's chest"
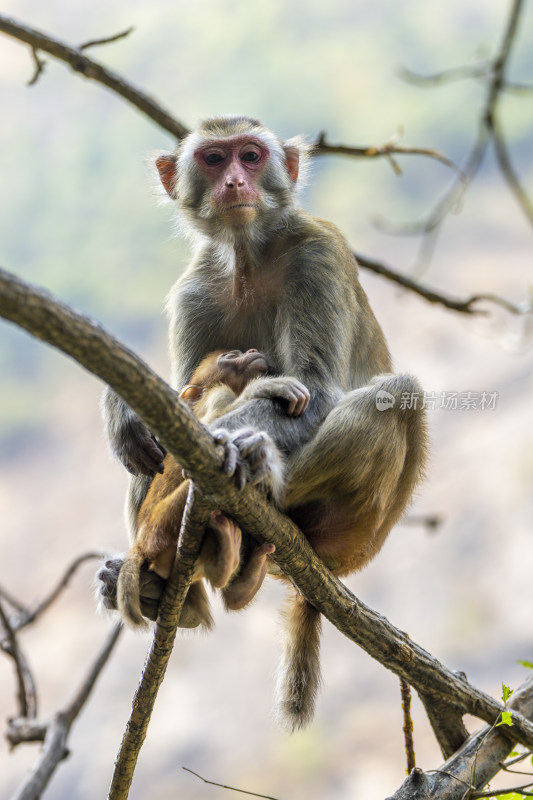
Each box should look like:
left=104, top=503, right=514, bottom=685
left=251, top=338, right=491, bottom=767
left=213, top=281, right=283, bottom=353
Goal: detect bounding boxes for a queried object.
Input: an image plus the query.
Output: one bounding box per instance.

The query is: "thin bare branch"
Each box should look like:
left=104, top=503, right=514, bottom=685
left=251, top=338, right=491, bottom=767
left=390, top=0, right=532, bottom=269
left=0, top=14, right=188, bottom=140
left=398, top=62, right=491, bottom=86
left=108, top=485, right=211, bottom=800
left=65, top=622, right=122, bottom=723
left=0, top=585, right=27, bottom=613
left=491, top=103, right=533, bottom=225
left=8, top=623, right=122, bottom=800
left=355, top=251, right=532, bottom=316
left=471, top=782, right=533, bottom=797
left=502, top=749, right=533, bottom=768
left=183, top=767, right=281, bottom=800
left=19, top=551, right=107, bottom=630
left=504, top=81, right=533, bottom=94
left=315, top=131, right=462, bottom=175
left=0, top=599, right=36, bottom=720
left=27, top=46, right=45, bottom=86
left=79, top=27, right=134, bottom=52
left=400, top=679, right=416, bottom=773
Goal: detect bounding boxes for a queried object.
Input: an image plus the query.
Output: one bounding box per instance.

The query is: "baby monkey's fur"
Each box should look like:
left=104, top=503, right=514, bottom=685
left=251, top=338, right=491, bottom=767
left=117, top=348, right=309, bottom=629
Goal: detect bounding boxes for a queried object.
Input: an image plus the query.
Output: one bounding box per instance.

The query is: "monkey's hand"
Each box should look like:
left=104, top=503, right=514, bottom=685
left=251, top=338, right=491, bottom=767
left=241, top=376, right=310, bottom=417
left=119, top=419, right=166, bottom=477
left=211, top=427, right=285, bottom=504
left=102, top=388, right=166, bottom=476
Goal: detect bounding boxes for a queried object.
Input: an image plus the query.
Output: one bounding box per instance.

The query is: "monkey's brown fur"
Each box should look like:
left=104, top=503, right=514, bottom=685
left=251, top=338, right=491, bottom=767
left=102, top=116, right=428, bottom=730
left=117, top=349, right=309, bottom=629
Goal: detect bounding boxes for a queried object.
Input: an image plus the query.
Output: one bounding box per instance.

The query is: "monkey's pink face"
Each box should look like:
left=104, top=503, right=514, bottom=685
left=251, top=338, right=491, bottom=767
left=194, top=135, right=270, bottom=225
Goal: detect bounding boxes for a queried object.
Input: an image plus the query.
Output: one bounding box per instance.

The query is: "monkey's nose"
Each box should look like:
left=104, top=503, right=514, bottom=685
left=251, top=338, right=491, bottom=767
left=226, top=174, right=245, bottom=188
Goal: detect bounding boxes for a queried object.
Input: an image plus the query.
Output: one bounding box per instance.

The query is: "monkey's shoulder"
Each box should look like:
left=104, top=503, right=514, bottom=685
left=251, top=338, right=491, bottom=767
left=289, top=213, right=357, bottom=269
left=282, top=212, right=360, bottom=295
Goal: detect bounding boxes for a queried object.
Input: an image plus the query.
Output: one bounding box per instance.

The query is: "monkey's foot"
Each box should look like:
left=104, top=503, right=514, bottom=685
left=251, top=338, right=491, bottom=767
left=200, top=511, right=242, bottom=588
left=222, top=542, right=275, bottom=610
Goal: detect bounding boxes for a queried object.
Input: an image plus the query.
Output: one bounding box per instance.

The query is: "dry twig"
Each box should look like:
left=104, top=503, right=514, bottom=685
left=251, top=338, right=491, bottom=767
left=7, top=623, right=122, bottom=800
left=315, top=130, right=463, bottom=176
left=183, top=766, right=280, bottom=799
left=0, top=15, right=188, bottom=139
left=390, top=0, right=532, bottom=266
left=0, top=599, right=37, bottom=720
left=107, top=485, right=211, bottom=800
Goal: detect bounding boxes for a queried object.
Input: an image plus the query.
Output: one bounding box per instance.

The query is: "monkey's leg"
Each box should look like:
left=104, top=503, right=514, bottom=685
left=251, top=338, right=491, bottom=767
left=199, top=511, right=243, bottom=588
left=139, top=479, right=191, bottom=576
left=284, top=374, right=428, bottom=574
left=222, top=540, right=276, bottom=611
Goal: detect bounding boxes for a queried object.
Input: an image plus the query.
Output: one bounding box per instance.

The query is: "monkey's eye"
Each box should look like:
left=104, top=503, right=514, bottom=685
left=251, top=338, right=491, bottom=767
left=241, top=150, right=261, bottom=163
left=204, top=152, right=225, bottom=165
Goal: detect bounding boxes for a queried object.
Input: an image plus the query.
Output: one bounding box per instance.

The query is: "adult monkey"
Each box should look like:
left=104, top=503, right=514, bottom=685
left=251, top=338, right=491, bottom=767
left=99, top=115, right=427, bottom=728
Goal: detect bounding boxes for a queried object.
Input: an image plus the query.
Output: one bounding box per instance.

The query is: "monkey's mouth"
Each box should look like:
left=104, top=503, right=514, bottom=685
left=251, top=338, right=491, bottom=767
left=220, top=203, right=258, bottom=225
left=247, top=353, right=270, bottom=374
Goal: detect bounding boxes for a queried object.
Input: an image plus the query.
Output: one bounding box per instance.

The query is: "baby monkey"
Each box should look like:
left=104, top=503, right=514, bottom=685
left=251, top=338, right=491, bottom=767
left=117, top=348, right=309, bottom=628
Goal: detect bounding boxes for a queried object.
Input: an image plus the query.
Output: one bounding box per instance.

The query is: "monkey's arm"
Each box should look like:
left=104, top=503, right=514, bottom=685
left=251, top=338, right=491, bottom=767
left=238, top=376, right=310, bottom=417
left=102, top=386, right=166, bottom=476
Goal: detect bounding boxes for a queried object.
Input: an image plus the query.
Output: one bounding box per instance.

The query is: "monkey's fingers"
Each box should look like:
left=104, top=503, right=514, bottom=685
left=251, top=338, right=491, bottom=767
left=212, top=427, right=248, bottom=480
left=234, top=461, right=248, bottom=490
left=231, top=429, right=268, bottom=458
left=294, top=385, right=310, bottom=416
left=284, top=380, right=310, bottom=416
left=95, top=557, right=124, bottom=611
left=123, top=425, right=166, bottom=476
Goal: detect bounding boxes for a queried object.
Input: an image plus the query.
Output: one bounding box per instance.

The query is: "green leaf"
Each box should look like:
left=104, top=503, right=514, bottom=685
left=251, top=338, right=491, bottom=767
left=496, top=711, right=513, bottom=727
left=502, top=684, right=514, bottom=705
left=493, top=794, right=527, bottom=799
left=517, top=660, right=533, bottom=670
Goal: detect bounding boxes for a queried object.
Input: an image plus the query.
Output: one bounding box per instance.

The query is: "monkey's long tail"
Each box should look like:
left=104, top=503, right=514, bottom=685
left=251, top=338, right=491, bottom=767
left=117, top=550, right=147, bottom=628
left=275, top=589, right=322, bottom=732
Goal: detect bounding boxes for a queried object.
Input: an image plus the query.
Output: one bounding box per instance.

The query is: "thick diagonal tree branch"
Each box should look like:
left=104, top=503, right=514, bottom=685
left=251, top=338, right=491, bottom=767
left=2, top=265, right=533, bottom=759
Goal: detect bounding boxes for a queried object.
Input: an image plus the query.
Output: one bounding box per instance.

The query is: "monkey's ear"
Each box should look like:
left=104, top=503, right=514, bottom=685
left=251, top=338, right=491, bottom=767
left=284, top=146, right=300, bottom=183
left=180, top=384, right=203, bottom=404
left=155, top=154, right=178, bottom=199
